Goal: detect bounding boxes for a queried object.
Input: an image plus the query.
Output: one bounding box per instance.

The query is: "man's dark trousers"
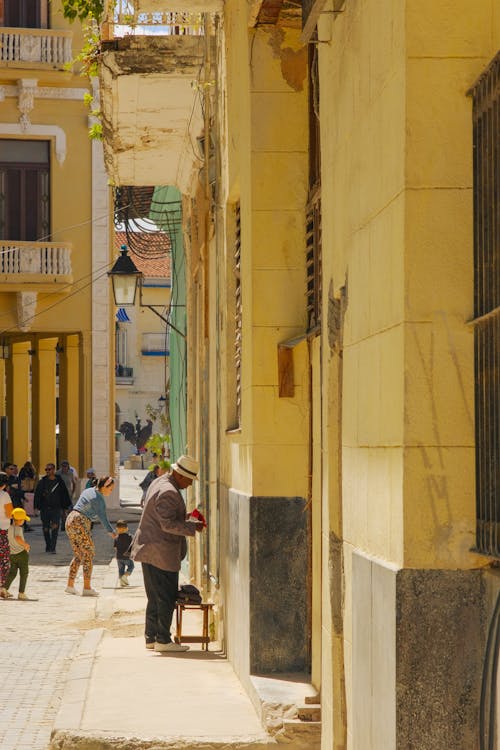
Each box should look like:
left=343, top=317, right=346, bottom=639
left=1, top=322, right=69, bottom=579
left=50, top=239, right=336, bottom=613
left=142, top=562, right=178, bottom=644
left=40, top=507, right=61, bottom=552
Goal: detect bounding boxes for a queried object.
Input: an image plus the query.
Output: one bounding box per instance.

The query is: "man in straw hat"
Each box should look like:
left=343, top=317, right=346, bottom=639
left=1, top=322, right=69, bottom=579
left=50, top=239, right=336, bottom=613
left=130, top=455, right=204, bottom=652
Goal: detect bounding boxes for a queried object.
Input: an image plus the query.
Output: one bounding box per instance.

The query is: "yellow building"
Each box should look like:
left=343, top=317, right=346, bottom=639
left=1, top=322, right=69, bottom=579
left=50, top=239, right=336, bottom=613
left=0, top=2, right=115, bottom=480
left=97, top=0, right=499, bottom=746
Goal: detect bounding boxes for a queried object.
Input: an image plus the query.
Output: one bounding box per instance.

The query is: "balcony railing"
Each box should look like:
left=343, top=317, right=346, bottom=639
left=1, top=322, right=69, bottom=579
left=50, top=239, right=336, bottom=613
left=142, top=331, right=169, bottom=355
left=104, top=3, right=204, bottom=38
left=116, top=364, right=134, bottom=385
left=0, top=27, right=73, bottom=67
left=0, top=241, right=72, bottom=277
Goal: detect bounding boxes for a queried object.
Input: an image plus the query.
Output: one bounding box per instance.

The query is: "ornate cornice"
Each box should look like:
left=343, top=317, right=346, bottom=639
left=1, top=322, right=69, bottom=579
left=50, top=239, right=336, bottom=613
left=0, top=85, right=88, bottom=101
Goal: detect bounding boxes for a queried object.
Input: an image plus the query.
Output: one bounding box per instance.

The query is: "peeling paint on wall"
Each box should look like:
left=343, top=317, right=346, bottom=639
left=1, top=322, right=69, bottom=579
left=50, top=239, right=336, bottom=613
left=266, top=26, right=307, bottom=91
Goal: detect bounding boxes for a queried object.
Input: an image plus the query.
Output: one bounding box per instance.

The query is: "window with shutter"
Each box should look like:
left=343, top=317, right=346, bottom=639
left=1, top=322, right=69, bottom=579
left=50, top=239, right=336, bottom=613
left=3, top=0, right=47, bottom=29
left=234, top=202, right=242, bottom=426
left=226, top=200, right=242, bottom=431
left=468, top=52, right=500, bottom=556
left=306, top=43, right=322, bottom=334
left=0, top=140, right=50, bottom=242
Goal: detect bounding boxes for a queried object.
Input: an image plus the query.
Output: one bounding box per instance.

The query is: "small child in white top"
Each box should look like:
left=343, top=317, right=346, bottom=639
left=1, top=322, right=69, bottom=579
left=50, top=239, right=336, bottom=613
left=4, top=507, right=31, bottom=600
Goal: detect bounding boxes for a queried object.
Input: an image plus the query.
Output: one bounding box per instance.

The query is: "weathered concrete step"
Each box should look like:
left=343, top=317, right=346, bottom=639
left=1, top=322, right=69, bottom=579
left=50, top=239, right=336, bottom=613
left=304, top=693, right=320, bottom=705
left=297, top=704, right=321, bottom=722
left=281, top=718, right=322, bottom=740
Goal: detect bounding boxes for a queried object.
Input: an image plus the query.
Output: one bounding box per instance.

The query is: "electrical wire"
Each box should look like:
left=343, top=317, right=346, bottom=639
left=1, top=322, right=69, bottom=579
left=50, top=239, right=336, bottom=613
left=0, top=265, right=113, bottom=336
left=0, top=258, right=116, bottom=330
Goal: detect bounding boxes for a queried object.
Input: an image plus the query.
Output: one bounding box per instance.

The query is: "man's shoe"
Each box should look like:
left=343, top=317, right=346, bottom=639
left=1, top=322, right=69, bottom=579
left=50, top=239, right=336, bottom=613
left=65, top=586, right=77, bottom=595
left=145, top=641, right=156, bottom=650
left=81, top=588, right=99, bottom=597
left=0, top=588, right=13, bottom=599
left=120, top=575, right=129, bottom=586
left=18, top=592, right=29, bottom=600
left=154, top=642, right=189, bottom=653
left=50, top=550, right=57, bottom=554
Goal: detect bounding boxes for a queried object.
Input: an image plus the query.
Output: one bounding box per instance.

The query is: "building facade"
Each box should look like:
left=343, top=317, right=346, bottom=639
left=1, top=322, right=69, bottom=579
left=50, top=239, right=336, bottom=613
left=0, top=1, right=115, bottom=479
left=113, top=229, right=171, bottom=464
left=97, top=0, right=499, bottom=747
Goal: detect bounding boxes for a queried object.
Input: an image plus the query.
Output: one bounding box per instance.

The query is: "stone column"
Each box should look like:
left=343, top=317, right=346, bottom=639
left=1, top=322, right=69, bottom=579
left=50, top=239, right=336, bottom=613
left=31, top=337, right=58, bottom=470
left=6, top=341, right=31, bottom=464
left=58, top=334, right=81, bottom=472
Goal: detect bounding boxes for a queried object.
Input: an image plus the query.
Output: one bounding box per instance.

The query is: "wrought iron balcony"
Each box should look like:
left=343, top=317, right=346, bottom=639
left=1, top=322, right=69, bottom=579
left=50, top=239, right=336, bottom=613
left=104, top=8, right=204, bottom=39
left=99, top=2, right=216, bottom=188
left=103, top=0, right=220, bottom=37
left=116, top=364, right=134, bottom=385
left=0, top=27, right=73, bottom=69
left=0, top=240, right=73, bottom=290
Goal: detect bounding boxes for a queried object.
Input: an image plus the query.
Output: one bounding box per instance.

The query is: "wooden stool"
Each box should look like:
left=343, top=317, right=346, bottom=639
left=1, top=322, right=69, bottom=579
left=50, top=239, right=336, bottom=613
left=175, top=602, right=213, bottom=651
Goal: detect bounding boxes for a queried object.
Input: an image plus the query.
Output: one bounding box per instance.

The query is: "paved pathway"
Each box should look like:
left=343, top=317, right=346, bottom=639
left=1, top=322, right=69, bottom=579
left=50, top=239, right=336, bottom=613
left=0, top=511, right=139, bottom=750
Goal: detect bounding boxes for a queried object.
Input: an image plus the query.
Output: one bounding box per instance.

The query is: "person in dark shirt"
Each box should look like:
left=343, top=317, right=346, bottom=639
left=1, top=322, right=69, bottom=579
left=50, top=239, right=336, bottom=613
left=114, top=520, right=134, bottom=587
left=5, top=464, right=22, bottom=509
left=139, top=465, right=161, bottom=507
left=34, top=463, right=71, bottom=553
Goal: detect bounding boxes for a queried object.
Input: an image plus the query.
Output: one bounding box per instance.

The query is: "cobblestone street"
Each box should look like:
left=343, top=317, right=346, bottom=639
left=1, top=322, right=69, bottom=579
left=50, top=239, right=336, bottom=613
left=0, top=508, right=140, bottom=750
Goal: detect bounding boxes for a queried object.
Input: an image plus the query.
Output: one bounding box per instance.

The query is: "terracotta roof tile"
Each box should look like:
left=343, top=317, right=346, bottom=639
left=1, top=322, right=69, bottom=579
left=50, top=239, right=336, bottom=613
left=114, top=231, right=170, bottom=279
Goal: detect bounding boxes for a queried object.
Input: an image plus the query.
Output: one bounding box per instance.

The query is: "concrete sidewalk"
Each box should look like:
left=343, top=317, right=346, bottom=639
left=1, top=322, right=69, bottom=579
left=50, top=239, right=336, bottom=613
left=49, top=561, right=275, bottom=750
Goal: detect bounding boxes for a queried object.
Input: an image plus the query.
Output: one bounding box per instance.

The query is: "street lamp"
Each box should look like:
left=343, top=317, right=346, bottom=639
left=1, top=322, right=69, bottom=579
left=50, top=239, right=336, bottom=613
left=108, top=244, right=143, bottom=306
left=108, top=244, right=186, bottom=339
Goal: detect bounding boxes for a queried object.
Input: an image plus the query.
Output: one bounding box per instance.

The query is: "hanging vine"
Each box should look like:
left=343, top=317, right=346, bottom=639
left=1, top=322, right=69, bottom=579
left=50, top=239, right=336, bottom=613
left=61, top=0, right=105, bottom=138
left=61, top=0, right=105, bottom=22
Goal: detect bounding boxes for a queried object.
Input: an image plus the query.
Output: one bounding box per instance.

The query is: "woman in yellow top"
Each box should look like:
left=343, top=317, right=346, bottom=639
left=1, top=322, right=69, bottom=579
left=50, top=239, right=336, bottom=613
left=0, top=472, right=13, bottom=598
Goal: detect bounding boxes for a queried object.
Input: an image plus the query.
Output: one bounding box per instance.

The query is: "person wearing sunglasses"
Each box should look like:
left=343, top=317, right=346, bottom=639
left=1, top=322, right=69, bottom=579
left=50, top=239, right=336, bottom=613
left=65, top=476, right=117, bottom=596
left=34, top=464, right=72, bottom=553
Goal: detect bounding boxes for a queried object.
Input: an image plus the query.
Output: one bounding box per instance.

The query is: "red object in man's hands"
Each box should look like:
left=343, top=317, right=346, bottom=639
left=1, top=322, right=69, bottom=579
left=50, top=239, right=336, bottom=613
left=189, top=507, right=207, bottom=527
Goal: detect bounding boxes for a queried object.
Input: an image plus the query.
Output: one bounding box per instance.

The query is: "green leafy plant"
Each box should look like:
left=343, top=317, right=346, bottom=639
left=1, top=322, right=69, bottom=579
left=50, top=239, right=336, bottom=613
left=61, top=0, right=105, bottom=23
left=75, top=22, right=102, bottom=77
left=145, top=433, right=170, bottom=471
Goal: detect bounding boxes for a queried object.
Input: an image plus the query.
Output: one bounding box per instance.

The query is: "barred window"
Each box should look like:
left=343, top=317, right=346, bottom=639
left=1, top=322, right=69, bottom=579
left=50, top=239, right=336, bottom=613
left=469, top=52, right=500, bottom=556
left=234, top=202, right=242, bottom=426
left=226, top=201, right=242, bottom=431
left=306, top=44, right=321, bottom=334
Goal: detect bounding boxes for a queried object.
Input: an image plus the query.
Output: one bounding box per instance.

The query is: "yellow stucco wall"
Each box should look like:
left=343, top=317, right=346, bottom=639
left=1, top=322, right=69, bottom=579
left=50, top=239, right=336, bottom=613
left=0, top=7, right=110, bottom=473
left=316, top=1, right=499, bottom=747
left=221, top=19, right=310, bottom=499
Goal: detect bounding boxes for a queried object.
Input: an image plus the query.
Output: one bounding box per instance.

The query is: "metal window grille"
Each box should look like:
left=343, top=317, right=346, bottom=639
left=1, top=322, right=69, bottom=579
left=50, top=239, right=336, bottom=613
left=234, top=202, right=242, bottom=425
left=306, top=43, right=322, bottom=334
left=306, top=196, right=322, bottom=332
left=469, top=52, right=500, bottom=556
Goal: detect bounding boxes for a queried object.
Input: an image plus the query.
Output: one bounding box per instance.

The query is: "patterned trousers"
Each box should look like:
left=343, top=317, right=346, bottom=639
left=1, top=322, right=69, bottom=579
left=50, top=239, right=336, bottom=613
left=66, top=511, right=94, bottom=579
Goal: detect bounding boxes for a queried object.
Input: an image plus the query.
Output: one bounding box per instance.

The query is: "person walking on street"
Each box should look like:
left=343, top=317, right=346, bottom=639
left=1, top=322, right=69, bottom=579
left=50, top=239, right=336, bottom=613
left=139, top=464, right=161, bottom=507
left=0, top=473, right=13, bottom=599
left=130, top=455, right=204, bottom=652
left=85, top=468, right=97, bottom=489
left=4, top=508, right=31, bottom=600
left=5, top=464, right=23, bottom=509
left=56, top=460, right=77, bottom=531
left=65, top=477, right=117, bottom=596
left=114, top=520, right=134, bottom=587
left=34, top=463, right=72, bottom=553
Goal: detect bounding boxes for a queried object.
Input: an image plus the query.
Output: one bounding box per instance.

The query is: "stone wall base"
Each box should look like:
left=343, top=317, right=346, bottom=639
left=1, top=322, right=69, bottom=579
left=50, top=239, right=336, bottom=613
left=351, top=551, right=493, bottom=750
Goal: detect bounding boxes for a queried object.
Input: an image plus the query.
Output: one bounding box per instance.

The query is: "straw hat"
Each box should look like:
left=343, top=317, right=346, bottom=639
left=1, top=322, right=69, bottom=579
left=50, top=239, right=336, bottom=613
left=171, top=455, right=199, bottom=480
